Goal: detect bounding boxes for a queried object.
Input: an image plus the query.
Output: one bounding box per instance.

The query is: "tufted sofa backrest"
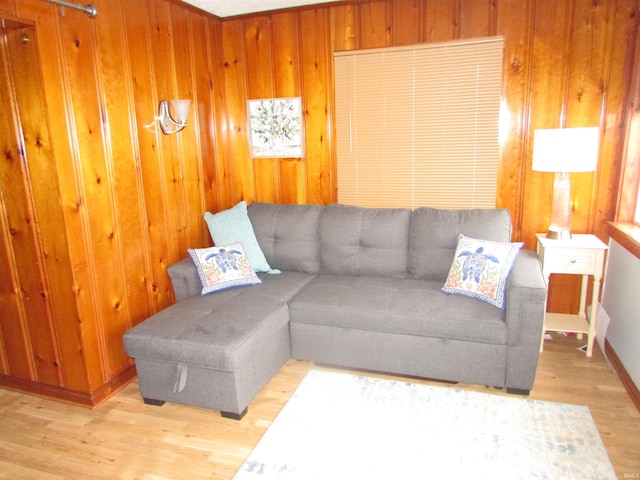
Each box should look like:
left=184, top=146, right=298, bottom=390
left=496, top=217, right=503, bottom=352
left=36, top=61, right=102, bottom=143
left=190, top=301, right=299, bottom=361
left=248, top=202, right=513, bottom=282
left=248, top=202, right=323, bottom=274
left=408, top=207, right=513, bottom=282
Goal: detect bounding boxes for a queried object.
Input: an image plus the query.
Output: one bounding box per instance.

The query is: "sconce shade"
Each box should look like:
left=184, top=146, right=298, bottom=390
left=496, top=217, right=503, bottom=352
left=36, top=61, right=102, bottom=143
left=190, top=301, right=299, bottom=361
left=158, top=99, right=191, bottom=135
left=532, top=127, right=599, bottom=173
left=532, top=126, right=600, bottom=240
left=171, top=100, right=191, bottom=124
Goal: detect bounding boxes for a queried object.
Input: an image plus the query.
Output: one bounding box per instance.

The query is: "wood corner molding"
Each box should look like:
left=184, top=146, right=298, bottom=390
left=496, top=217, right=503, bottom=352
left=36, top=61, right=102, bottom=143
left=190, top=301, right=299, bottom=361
left=605, top=338, right=640, bottom=413
left=0, top=365, right=136, bottom=408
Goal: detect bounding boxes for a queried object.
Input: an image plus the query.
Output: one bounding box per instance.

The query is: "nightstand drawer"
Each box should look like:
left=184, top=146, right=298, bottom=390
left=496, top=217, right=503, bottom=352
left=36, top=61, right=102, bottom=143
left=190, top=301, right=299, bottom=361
left=541, top=248, right=598, bottom=274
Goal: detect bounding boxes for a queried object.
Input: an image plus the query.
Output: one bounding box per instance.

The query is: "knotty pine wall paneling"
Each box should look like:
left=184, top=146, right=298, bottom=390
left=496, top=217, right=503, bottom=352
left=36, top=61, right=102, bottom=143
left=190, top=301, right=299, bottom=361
left=360, top=1, right=391, bottom=48
left=0, top=21, right=80, bottom=390
left=0, top=0, right=224, bottom=405
left=272, top=12, right=307, bottom=204
left=616, top=10, right=640, bottom=223
left=495, top=0, right=534, bottom=238
left=94, top=0, right=151, bottom=379
left=0, top=0, right=637, bottom=406
left=221, top=20, right=253, bottom=205
left=391, top=0, right=422, bottom=46
left=245, top=15, right=280, bottom=203
left=300, top=8, right=334, bottom=204
left=217, top=0, right=637, bottom=315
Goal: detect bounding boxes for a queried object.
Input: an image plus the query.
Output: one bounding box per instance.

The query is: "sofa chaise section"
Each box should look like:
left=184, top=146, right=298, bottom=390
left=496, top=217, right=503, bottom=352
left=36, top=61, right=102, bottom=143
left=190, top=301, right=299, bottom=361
left=123, top=271, right=315, bottom=419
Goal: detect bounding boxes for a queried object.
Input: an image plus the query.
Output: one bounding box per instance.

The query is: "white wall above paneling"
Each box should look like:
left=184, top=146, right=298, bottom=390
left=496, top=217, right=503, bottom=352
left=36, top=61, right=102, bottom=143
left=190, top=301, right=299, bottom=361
left=602, top=239, right=640, bottom=390
left=180, top=0, right=343, bottom=17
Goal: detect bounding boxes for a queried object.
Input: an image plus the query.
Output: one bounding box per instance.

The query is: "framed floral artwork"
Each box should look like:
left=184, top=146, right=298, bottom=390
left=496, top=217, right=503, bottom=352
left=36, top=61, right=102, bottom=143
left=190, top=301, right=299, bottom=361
left=248, top=97, right=304, bottom=158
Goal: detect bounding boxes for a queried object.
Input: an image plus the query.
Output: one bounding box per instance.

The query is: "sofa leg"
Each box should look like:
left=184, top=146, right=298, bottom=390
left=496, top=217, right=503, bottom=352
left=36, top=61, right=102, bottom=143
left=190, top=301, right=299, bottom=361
left=143, top=397, right=166, bottom=406
left=506, top=388, right=530, bottom=396
left=221, top=408, right=248, bottom=420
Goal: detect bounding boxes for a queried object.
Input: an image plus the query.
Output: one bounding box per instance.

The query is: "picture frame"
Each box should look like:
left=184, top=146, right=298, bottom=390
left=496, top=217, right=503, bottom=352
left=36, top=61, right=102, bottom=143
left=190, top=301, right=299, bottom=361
left=248, top=97, right=304, bottom=158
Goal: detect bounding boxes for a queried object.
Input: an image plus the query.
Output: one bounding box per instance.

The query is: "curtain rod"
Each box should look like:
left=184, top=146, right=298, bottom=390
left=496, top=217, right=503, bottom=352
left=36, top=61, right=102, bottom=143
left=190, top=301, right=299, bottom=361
left=42, top=0, right=97, bottom=18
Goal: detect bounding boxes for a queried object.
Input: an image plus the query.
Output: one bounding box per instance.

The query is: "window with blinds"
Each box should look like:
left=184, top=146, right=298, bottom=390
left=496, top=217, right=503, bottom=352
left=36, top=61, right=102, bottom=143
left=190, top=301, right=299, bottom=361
left=334, top=37, right=504, bottom=209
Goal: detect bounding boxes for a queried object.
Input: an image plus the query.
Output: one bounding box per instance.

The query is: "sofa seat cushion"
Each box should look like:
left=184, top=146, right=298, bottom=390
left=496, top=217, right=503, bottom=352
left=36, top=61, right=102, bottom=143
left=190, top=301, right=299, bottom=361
left=123, top=272, right=315, bottom=371
left=289, top=275, right=507, bottom=345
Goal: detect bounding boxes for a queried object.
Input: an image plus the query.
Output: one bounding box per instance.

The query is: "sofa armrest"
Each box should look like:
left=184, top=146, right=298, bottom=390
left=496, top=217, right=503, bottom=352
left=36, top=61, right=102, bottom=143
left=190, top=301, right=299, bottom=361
left=504, top=249, right=548, bottom=392
left=167, top=257, right=202, bottom=302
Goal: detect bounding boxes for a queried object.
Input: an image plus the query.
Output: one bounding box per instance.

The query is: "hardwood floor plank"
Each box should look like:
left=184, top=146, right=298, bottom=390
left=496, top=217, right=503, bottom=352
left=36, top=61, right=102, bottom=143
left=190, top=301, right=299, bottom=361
left=0, top=333, right=638, bottom=479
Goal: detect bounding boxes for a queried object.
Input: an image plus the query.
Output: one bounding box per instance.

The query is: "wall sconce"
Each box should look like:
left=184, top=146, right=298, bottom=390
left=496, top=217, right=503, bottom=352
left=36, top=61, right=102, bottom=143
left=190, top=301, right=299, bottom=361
left=532, top=127, right=599, bottom=240
left=158, top=99, right=191, bottom=135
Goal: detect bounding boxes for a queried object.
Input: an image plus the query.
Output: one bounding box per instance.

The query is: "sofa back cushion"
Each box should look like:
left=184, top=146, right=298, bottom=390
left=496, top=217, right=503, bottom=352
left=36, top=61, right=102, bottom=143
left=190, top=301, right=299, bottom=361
left=409, top=207, right=512, bottom=282
left=248, top=202, right=323, bottom=274
left=319, top=204, right=411, bottom=277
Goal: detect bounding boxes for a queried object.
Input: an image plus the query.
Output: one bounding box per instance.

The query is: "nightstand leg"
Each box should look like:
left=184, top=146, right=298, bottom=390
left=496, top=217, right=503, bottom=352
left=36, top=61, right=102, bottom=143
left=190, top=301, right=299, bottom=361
left=579, top=274, right=588, bottom=317
left=539, top=271, right=550, bottom=353
left=576, top=274, right=588, bottom=340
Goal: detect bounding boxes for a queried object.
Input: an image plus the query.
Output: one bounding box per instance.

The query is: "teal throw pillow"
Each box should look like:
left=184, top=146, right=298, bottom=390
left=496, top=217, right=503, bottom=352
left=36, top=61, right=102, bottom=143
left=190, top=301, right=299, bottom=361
left=204, top=201, right=279, bottom=274
left=442, top=234, right=523, bottom=310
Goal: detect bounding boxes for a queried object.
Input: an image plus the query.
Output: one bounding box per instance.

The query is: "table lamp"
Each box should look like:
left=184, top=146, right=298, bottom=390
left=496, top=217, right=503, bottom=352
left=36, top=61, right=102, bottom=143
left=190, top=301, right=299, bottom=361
left=532, top=127, right=599, bottom=240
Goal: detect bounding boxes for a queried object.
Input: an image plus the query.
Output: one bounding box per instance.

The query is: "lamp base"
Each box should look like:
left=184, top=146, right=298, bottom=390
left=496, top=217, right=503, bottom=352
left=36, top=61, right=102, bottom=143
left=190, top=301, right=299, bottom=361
left=546, top=228, right=572, bottom=240
left=546, top=172, right=573, bottom=241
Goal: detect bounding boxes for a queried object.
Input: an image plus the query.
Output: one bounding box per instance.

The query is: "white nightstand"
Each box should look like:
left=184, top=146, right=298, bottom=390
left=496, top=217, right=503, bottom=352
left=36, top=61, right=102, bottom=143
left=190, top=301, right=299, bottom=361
left=536, top=233, right=608, bottom=357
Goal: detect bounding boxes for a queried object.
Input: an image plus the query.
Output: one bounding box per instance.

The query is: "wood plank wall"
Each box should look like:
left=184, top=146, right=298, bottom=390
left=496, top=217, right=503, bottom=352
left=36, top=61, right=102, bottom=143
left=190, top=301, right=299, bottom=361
left=0, top=0, right=224, bottom=405
left=219, top=0, right=637, bottom=313
left=0, top=0, right=636, bottom=405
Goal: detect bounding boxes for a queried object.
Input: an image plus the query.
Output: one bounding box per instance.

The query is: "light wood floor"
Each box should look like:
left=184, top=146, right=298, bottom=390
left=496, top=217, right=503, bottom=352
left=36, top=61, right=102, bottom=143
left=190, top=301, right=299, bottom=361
left=1, top=333, right=639, bottom=479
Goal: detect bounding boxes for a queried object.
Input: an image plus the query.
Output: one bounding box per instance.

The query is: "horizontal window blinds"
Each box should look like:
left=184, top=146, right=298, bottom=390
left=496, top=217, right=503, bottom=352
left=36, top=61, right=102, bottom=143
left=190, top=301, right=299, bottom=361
left=334, top=37, right=503, bottom=209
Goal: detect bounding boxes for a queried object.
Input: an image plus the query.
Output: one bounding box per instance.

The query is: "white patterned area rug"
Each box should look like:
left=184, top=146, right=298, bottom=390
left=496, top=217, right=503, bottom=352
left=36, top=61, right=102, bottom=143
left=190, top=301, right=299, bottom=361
left=233, top=370, right=616, bottom=480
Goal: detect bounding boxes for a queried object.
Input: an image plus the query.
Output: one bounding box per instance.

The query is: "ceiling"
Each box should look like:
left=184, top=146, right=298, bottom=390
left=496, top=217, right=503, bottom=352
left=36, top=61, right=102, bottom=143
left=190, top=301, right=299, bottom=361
left=180, top=0, right=343, bottom=18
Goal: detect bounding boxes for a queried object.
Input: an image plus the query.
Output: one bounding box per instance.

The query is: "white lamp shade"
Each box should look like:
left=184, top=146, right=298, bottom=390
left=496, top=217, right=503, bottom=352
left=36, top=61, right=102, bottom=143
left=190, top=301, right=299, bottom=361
left=170, top=99, right=191, bottom=124
left=532, top=127, right=600, bottom=173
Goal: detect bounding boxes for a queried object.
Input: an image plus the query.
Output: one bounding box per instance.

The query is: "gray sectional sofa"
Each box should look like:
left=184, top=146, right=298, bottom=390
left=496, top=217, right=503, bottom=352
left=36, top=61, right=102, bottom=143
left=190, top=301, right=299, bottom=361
left=123, top=202, right=547, bottom=419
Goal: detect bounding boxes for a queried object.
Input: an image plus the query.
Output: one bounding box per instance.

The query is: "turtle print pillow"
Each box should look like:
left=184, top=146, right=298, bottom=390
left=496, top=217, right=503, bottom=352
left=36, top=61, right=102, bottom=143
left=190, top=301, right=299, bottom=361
left=442, top=234, right=523, bottom=310
left=188, top=243, right=262, bottom=295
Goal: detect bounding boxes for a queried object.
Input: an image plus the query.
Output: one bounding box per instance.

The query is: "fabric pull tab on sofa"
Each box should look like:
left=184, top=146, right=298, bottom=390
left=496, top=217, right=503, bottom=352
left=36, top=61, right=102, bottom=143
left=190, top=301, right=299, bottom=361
left=174, top=363, right=188, bottom=393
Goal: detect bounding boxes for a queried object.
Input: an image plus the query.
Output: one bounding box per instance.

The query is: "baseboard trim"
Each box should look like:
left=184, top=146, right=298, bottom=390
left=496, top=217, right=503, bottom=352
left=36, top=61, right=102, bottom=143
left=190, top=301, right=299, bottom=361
left=605, top=339, right=640, bottom=412
left=0, top=365, right=137, bottom=408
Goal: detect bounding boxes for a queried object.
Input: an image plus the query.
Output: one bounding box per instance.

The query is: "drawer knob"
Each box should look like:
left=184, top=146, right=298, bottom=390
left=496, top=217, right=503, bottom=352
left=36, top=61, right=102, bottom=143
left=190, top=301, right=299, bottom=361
left=570, top=259, right=576, bottom=263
